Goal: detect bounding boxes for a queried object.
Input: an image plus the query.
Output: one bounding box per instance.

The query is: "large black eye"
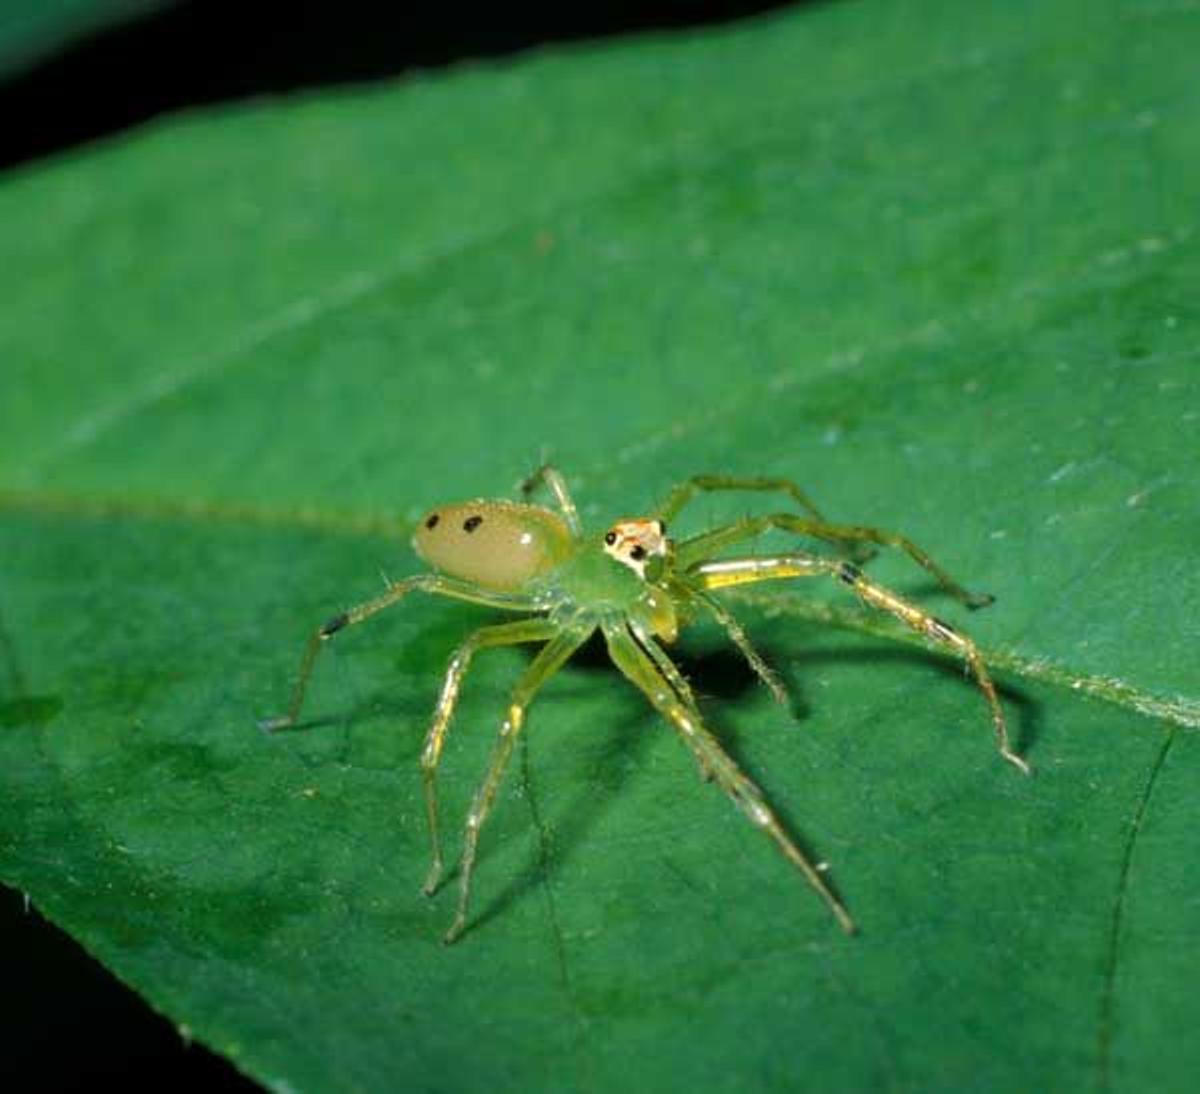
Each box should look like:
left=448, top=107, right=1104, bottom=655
left=463, top=515, right=483, bottom=533
left=425, top=513, right=440, bottom=530
left=630, top=544, right=647, bottom=562
left=604, top=531, right=617, bottom=545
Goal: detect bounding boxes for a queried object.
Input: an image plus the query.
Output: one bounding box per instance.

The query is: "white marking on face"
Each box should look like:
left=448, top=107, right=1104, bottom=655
left=603, top=519, right=668, bottom=577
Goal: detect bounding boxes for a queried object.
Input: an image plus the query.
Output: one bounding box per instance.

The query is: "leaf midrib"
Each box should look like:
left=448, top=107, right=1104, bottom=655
left=2, top=486, right=1194, bottom=733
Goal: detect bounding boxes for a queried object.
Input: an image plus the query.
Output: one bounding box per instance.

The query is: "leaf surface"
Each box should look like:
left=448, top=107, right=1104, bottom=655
left=3, top=1, right=1199, bottom=1090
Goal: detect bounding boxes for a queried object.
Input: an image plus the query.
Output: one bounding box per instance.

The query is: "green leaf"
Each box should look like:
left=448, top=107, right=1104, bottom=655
left=3, top=1, right=1198, bottom=1090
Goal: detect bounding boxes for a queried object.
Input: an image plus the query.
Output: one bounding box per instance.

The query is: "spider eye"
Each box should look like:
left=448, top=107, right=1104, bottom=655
left=630, top=544, right=647, bottom=561
left=604, top=531, right=617, bottom=546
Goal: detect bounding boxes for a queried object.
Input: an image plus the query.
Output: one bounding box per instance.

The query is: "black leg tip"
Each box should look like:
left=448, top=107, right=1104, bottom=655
left=320, top=611, right=350, bottom=637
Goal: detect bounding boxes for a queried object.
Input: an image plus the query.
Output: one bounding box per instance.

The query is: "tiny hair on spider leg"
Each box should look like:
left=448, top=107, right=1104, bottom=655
left=260, top=466, right=1026, bottom=943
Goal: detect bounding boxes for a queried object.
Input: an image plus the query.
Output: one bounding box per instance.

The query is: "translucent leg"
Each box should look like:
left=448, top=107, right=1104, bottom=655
left=689, top=589, right=788, bottom=704
left=520, top=463, right=581, bottom=535
left=625, top=619, right=712, bottom=780
left=655, top=474, right=830, bottom=525
left=692, top=555, right=1029, bottom=774
left=420, top=618, right=561, bottom=896
left=679, top=513, right=993, bottom=609
left=443, top=620, right=594, bottom=944
left=626, top=619, right=698, bottom=709
left=258, top=574, right=542, bottom=732
left=602, top=621, right=857, bottom=935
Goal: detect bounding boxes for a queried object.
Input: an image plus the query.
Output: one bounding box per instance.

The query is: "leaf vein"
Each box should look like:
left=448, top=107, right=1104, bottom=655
left=3, top=490, right=1195, bottom=731
left=1095, top=727, right=1175, bottom=1090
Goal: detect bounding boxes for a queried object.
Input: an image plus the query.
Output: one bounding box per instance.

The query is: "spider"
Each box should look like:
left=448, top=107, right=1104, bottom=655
left=261, top=466, right=1028, bottom=944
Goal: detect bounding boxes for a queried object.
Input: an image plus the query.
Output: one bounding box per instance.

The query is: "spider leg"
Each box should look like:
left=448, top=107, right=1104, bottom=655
left=691, top=554, right=1029, bottom=774
left=520, top=462, right=582, bottom=536
left=443, top=619, right=593, bottom=945
left=654, top=474, right=830, bottom=525
left=685, top=587, right=789, bottom=705
left=626, top=619, right=697, bottom=708
left=258, top=575, right=543, bottom=732
left=678, top=514, right=993, bottom=609
left=602, top=620, right=856, bottom=935
left=420, top=618, right=562, bottom=897
left=625, top=619, right=714, bottom=781
left=638, top=584, right=792, bottom=777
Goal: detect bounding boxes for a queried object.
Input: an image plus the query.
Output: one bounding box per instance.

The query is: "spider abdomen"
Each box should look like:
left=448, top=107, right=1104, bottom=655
left=412, top=501, right=574, bottom=591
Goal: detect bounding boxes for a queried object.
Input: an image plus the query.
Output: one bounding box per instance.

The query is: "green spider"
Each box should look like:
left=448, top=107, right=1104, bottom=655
left=262, top=466, right=1028, bottom=944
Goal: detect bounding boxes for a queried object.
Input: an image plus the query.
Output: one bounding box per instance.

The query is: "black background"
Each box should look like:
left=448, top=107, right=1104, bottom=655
left=3, top=1, right=796, bottom=171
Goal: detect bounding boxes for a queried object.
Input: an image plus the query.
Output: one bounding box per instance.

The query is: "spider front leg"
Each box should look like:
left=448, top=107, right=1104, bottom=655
left=602, top=621, right=857, bottom=935
left=444, top=620, right=594, bottom=945
left=654, top=473, right=876, bottom=567
left=420, top=618, right=562, bottom=896
left=654, top=474, right=831, bottom=525
left=686, top=588, right=788, bottom=705
left=679, top=514, right=994, bottom=610
left=258, top=575, right=542, bottom=732
left=692, top=554, right=1030, bottom=774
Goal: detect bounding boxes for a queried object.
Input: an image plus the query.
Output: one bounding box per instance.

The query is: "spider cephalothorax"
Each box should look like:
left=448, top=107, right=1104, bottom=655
left=263, top=466, right=1025, bottom=945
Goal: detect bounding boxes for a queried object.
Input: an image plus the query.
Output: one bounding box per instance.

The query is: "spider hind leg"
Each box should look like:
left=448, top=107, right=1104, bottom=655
left=520, top=462, right=582, bottom=535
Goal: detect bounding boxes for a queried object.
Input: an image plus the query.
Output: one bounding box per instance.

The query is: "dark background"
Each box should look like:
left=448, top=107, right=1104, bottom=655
left=3, top=1, right=796, bottom=172
left=2, top=2, right=798, bottom=1089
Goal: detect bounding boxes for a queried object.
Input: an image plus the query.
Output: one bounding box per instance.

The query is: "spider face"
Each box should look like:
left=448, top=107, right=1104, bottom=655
left=602, top=518, right=669, bottom=577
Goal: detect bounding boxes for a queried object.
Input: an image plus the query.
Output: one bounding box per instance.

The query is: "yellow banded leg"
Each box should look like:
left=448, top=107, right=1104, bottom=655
left=421, top=618, right=562, bottom=896
left=693, top=555, right=1029, bottom=774
left=443, top=621, right=593, bottom=944
left=603, top=621, right=856, bottom=935
left=626, top=619, right=698, bottom=709
left=258, top=574, right=542, bottom=733
left=625, top=619, right=715, bottom=781
left=679, top=513, right=993, bottom=609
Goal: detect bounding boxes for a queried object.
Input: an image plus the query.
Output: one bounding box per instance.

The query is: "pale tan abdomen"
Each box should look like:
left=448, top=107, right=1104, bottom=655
left=412, top=501, right=574, bottom=591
